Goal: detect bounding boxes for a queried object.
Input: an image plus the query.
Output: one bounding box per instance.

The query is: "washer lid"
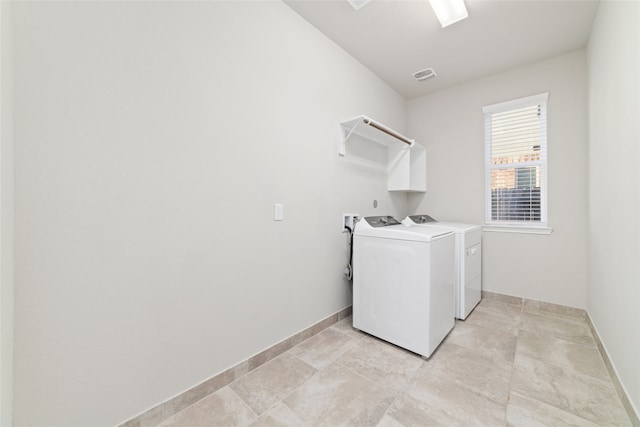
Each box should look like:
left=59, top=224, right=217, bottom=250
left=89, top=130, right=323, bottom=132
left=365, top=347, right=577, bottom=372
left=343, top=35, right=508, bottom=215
left=405, top=215, right=481, bottom=233
left=355, top=219, right=453, bottom=242
left=432, top=222, right=482, bottom=233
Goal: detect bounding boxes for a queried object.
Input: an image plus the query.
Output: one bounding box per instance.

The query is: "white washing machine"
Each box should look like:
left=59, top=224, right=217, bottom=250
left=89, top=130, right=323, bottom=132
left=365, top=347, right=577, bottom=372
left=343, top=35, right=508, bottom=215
left=404, top=215, right=482, bottom=320
left=352, top=216, right=455, bottom=358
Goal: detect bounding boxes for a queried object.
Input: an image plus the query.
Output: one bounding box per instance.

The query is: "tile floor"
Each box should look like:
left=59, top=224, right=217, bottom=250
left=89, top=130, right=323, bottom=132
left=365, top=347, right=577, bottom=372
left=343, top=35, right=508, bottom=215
left=157, top=297, right=632, bottom=427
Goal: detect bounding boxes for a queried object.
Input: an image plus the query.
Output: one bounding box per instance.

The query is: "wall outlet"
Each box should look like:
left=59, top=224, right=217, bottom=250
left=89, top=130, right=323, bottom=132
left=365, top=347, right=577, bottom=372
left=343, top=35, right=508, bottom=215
left=342, top=213, right=360, bottom=232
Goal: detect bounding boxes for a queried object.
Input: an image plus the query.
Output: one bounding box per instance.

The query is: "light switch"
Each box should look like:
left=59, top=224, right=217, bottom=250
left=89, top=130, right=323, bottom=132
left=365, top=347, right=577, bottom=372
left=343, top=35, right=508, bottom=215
left=274, top=203, right=284, bottom=221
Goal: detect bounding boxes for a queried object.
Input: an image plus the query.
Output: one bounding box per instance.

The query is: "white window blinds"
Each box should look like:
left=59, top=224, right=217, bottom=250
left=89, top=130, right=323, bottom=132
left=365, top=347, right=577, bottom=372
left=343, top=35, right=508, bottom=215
left=483, top=93, right=548, bottom=225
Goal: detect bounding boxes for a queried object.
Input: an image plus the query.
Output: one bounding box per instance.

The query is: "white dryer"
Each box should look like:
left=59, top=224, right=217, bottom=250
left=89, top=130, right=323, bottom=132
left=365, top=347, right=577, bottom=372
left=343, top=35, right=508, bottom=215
left=404, top=215, right=482, bottom=320
left=353, top=216, right=455, bottom=358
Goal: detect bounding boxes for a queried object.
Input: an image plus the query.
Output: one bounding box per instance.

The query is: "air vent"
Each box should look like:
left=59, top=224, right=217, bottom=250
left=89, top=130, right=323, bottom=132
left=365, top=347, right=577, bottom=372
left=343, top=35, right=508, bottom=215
left=412, top=68, right=437, bottom=82
left=347, top=0, right=372, bottom=11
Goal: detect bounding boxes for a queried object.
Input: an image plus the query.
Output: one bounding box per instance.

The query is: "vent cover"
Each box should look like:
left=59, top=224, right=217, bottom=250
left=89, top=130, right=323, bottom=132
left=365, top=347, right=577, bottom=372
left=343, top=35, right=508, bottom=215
left=413, top=68, right=437, bottom=82
left=347, top=0, right=372, bottom=10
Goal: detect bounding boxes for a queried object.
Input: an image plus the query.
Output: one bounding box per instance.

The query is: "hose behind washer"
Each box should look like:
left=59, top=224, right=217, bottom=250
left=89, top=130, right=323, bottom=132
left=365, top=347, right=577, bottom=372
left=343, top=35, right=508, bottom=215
left=344, top=225, right=355, bottom=280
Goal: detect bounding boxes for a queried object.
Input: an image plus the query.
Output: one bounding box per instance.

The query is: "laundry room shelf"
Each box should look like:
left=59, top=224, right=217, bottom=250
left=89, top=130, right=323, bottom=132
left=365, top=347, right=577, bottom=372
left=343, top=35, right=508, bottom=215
left=339, top=115, right=426, bottom=192
left=338, top=115, right=414, bottom=156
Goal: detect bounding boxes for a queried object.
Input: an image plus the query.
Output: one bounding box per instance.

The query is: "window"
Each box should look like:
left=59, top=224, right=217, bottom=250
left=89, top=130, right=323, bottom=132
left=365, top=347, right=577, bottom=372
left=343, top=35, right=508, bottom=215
left=483, top=93, right=549, bottom=230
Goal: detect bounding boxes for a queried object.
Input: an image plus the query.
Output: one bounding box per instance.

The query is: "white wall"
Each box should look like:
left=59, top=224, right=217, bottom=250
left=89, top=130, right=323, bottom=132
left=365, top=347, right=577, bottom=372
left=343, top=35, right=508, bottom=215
left=0, top=1, right=15, bottom=426
left=11, top=2, right=407, bottom=426
left=407, top=51, right=589, bottom=308
left=587, top=0, right=640, bottom=417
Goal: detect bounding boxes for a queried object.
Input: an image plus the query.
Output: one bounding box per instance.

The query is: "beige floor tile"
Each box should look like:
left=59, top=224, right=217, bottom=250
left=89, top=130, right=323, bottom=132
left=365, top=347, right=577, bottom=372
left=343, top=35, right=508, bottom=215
left=464, top=305, right=520, bottom=334
left=289, top=328, right=359, bottom=370
left=478, top=298, right=523, bottom=317
left=328, top=315, right=366, bottom=341
left=481, top=291, right=523, bottom=306
left=520, top=311, right=595, bottom=347
left=144, top=296, right=633, bottom=427
left=283, top=363, right=397, bottom=426
left=511, top=352, right=631, bottom=426
left=247, top=402, right=308, bottom=427
left=229, top=352, right=317, bottom=415
left=157, top=386, right=256, bottom=427
left=444, top=320, right=518, bottom=364
left=522, top=307, right=590, bottom=328
left=376, top=400, right=446, bottom=427
left=420, top=342, right=512, bottom=405
left=397, top=369, right=506, bottom=426
left=506, top=392, right=601, bottom=427
left=517, top=330, right=609, bottom=381
left=336, top=336, right=423, bottom=392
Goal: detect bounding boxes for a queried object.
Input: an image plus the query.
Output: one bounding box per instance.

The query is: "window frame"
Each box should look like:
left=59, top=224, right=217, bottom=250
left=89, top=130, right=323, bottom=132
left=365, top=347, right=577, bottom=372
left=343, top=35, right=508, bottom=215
left=482, top=93, right=552, bottom=234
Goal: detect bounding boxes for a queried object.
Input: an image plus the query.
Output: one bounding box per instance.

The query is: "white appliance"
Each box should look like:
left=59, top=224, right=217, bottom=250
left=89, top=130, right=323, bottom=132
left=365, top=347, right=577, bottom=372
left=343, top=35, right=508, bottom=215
left=352, top=216, right=455, bottom=358
left=404, top=215, right=482, bottom=320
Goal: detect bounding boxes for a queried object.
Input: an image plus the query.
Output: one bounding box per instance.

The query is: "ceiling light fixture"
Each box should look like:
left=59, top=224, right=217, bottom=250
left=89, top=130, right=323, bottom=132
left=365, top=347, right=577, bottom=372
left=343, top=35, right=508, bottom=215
left=428, top=0, right=468, bottom=28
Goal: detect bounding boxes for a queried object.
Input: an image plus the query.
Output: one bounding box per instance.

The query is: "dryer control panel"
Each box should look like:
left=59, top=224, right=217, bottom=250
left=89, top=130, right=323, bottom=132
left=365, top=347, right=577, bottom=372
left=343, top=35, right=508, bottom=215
left=364, top=216, right=401, bottom=227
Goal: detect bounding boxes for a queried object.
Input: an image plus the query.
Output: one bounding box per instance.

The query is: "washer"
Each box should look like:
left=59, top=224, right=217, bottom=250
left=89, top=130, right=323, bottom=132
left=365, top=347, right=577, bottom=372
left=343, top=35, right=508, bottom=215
left=352, top=215, right=455, bottom=358
left=404, top=215, right=482, bottom=320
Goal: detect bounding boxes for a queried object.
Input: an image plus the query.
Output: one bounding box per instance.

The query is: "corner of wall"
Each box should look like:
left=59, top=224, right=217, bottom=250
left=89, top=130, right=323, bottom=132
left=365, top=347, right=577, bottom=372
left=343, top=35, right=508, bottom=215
left=586, top=0, right=640, bottom=421
left=0, top=1, right=15, bottom=426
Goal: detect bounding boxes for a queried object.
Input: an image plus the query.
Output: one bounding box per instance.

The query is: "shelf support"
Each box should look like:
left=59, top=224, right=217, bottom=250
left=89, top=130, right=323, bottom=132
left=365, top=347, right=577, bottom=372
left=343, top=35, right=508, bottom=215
left=338, top=119, right=363, bottom=156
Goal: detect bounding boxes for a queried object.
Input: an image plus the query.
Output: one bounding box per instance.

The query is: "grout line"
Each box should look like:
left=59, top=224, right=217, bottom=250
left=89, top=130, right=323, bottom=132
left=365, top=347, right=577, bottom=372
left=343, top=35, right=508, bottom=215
left=227, top=387, right=260, bottom=426
left=374, top=354, right=427, bottom=425
left=228, top=319, right=362, bottom=426
left=508, top=390, right=608, bottom=427
left=248, top=316, right=364, bottom=418
left=264, top=349, right=359, bottom=426
left=503, top=314, right=522, bottom=426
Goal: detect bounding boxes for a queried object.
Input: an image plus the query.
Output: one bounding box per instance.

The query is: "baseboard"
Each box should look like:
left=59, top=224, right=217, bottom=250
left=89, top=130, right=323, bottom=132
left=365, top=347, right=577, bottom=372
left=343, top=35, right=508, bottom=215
left=481, top=290, right=587, bottom=318
left=118, top=306, right=353, bottom=427
left=585, top=312, right=640, bottom=427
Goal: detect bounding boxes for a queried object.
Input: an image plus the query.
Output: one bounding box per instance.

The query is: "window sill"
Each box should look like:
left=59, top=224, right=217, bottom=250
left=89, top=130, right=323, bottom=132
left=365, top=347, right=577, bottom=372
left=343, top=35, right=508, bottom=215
left=483, top=224, right=553, bottom=235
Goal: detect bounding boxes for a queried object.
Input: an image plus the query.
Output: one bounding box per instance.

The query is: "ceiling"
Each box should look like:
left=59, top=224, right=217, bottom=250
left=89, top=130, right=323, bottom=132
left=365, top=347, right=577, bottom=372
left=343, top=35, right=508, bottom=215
left=284, top=0, right=599, bottom=99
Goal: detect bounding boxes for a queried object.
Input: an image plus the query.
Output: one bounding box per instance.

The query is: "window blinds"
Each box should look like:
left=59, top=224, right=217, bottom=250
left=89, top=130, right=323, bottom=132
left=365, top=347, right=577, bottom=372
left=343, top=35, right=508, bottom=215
left=483, top=93, right=548, bottom=225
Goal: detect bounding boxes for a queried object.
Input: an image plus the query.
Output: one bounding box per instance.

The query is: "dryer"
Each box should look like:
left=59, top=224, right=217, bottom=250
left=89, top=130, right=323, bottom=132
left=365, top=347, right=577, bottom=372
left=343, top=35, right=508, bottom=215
left=352, top=216, right=455, bottom=358
left=404, top=215, right=482, bottom=320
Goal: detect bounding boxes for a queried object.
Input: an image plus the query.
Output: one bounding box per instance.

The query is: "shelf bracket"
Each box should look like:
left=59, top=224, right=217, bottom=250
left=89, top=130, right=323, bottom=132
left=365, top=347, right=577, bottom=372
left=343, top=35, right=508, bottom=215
left=338, top=119, right=363, bottom=156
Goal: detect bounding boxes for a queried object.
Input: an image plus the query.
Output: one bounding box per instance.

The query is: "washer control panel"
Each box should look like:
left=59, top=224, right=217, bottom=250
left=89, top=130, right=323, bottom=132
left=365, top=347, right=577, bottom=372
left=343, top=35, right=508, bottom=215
left=364, top=216, right=401, bottom=227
